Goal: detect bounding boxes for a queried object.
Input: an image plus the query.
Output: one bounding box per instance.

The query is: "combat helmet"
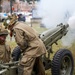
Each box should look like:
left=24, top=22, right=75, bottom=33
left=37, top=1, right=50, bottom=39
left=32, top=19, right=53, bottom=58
left=0, top=24, right=8, bottom=36
left=3, top=14, right=17, bottom=29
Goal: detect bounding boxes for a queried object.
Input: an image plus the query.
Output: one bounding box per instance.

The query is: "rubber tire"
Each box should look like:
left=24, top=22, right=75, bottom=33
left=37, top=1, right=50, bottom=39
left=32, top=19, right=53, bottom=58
left=12, top=46, right=21, bottom=61
left=51, top=49, right=74, bottom=75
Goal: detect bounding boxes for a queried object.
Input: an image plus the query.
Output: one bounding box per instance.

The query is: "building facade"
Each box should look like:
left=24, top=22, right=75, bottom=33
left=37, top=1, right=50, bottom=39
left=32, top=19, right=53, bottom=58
left=0, top=0, right=35, bottom=13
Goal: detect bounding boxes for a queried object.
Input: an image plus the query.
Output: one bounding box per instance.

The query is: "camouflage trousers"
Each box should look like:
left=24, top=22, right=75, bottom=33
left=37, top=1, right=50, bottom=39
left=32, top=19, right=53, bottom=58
left=18, top=55, right=45, bottom=75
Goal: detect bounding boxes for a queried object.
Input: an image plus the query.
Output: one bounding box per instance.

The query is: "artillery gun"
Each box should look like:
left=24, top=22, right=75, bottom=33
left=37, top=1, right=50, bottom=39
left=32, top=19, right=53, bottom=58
left=0, top=23, right=74, bottom=75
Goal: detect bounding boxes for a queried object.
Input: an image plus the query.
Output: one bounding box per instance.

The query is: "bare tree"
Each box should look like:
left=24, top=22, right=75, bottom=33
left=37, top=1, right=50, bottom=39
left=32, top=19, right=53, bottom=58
left=0, top=0, right=2, bottom=12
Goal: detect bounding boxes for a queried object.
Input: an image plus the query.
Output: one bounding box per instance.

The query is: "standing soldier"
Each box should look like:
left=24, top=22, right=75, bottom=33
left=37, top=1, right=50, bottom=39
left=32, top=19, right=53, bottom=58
left=3, top=15, right=46, bottom=75
left=0, top=25, right=11, bottom=63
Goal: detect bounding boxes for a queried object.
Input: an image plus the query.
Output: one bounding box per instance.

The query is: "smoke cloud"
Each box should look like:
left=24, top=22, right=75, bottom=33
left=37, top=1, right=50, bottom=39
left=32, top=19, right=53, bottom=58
left=62, top=14, right=75, bottom=47
left=36, top=0, right=75, bottom=47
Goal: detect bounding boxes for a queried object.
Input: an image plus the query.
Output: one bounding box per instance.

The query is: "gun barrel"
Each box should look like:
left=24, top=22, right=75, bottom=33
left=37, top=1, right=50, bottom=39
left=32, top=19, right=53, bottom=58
left=40, top=23, right=69, bottom=50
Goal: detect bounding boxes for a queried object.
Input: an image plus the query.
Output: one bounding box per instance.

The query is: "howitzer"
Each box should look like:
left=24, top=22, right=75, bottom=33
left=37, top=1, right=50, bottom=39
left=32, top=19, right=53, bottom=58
left=40, top=23, right=74, bottom=75
left=0, top=23, right=74, bottom=75
left=40, top=23, right=69, bottom=49
left=40, top=23, right=69, bottom=59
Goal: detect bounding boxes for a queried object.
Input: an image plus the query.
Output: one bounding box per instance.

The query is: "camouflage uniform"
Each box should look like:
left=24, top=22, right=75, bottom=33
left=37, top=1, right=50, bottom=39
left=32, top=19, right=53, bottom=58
left=12, top=22, right=46, bottom=75
left=0, top=25, right=11, bottom=63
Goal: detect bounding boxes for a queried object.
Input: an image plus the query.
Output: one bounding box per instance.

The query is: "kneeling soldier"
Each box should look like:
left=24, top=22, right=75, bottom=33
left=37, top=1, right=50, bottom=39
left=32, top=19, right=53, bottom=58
left=0, top=25, right=11, bottom=63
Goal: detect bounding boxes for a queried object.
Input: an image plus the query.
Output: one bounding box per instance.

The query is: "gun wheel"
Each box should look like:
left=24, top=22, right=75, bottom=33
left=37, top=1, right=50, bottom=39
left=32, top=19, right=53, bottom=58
left=51, top=49, right=74, bottom=75
left=12, top=46, right=21, bottom=61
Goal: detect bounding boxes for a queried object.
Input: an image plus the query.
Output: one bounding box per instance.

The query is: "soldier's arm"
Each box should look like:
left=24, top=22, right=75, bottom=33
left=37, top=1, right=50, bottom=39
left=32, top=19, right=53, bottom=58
left=5, top=45, right=11, bottom=62
left=13, top=28, right=28, bottom=52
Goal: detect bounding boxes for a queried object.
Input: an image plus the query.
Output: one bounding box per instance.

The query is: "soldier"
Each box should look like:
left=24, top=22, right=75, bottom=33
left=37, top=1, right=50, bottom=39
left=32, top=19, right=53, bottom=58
left=0, top=25, right=11, bottom=63
left=3, top=15, right=46, bottom=75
